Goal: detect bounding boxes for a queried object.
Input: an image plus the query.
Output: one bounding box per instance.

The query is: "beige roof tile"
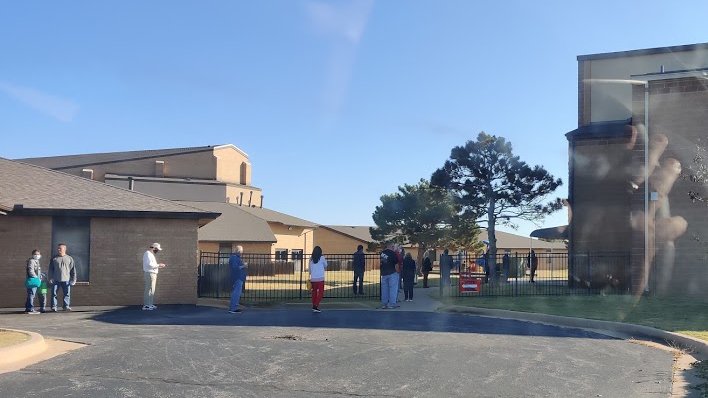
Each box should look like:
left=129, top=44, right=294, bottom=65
left=0, top=158, right=218, bottom=218
left=178, top=201, right=276, bottom=243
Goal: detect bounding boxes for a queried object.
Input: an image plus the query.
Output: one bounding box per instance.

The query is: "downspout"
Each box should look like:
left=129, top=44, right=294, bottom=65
left=643, top=82, right=650, bottom=293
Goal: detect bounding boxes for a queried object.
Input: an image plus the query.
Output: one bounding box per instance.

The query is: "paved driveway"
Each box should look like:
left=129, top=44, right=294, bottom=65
left=0, top=306, right=672, bottom=397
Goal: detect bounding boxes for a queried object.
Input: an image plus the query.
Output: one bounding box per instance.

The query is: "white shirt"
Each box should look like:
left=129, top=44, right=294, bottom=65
left=309, top=257, right=328, bottom=281
left=143, top=250, right=160, bottom=274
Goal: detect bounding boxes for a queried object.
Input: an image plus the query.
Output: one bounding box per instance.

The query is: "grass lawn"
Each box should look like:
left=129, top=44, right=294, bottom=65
left=441, top=295, right=708, bottom=342
left=0, top=330, right=29, bottom=348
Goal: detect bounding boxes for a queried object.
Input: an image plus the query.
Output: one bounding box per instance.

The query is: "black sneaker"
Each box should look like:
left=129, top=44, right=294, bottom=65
left=228, top=309, right=242, bottom=314
left=313, top=307, right=321, bottom=313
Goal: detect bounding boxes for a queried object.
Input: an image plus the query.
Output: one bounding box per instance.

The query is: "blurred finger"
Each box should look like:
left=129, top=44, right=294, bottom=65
left=630, top=132, right=668, bottom=187
left=655, top=216, right=688, bottom=242
left=649, top=158, right=681, bottom=197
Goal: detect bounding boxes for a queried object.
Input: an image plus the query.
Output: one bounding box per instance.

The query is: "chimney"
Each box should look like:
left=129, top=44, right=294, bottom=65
left=239, top=192, right=244, bottom=206
left=260, top=195, right=264, bottom=208
left=248, top=191, right=253, bottom=206
left=128, top=177, right=135, bottom=191
left=81, top=169, right=94, bottom=180
left=155, top=160, right=165, bottom=177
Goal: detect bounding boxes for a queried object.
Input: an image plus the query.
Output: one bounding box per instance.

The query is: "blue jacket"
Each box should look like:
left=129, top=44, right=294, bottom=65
left=229, top=253, right=247, bottom=283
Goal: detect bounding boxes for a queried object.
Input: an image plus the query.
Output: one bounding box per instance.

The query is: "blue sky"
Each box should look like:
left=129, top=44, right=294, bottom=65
left=2, top=1, right=707, bottom=237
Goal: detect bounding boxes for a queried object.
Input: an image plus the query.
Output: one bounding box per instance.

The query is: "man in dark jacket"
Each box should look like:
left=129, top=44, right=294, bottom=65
left=352, top=245, right=365, bottom=295
left=379, top=244, right=399, bottom=309
left=422, top=253, right=433, bottom=288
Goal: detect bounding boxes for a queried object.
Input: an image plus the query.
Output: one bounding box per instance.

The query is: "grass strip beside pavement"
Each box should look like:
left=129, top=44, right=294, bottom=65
left=441, top=295, right=708, bottom=342
left=0, top=330, right=29, bottom=348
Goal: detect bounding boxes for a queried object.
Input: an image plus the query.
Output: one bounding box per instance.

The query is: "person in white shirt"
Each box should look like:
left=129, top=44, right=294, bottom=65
left=142, top=243, right=166, bottom=310
left=308, top=246, right=327, bottom=313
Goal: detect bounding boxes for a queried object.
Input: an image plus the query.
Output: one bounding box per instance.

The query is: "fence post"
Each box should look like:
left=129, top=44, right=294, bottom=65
left=514, top=252, right=518, bottom=297
left=586, top=251, right=591, bottom=295
left=299, top=254, right=304, bottom=300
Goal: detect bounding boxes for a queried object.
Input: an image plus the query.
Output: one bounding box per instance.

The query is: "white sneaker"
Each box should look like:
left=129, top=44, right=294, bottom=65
left=150, top=305, right=157, bottom=310
left=142, top=305, right=153, bottom=311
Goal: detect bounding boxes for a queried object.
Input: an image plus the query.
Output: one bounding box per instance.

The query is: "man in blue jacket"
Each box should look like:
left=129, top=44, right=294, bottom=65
left=228, top=246, right=248, bottom=314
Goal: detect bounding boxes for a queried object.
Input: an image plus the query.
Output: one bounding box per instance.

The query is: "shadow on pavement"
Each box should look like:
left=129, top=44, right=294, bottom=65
left=91, top=304, right=616, bottom=340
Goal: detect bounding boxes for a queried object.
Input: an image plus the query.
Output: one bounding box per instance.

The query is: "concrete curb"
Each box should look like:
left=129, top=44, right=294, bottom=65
left=442, top=305, right=708, bottom=358
left=0, top=329, right=47, bottom=366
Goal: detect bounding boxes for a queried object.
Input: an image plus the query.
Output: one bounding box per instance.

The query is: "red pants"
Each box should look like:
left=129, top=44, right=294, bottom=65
left=311, top=281, right=324, bottom=308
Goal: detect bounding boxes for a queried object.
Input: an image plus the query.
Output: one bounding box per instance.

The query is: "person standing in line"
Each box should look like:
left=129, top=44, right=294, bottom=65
left=309, top=246, right=327, bottom=313
left=529, top=250, right=538, bottom=283
left=352, top=245, right=365, bottom=295
left=440, top=249, right=453, bottom=287
left=142, top=243, right=166, bottom=311
left=502, top=252, right=511, bottom=283
left=422, top=253, right=433, bottom=288
left=25, top=249, right=42, bottom=314
left=379, top=244, right=399, bottom=309
left=228, top=245, right=248, bottom=314
left=48, top=243, right=76, bottom=312
left=401, top=252, right=416, bottom=302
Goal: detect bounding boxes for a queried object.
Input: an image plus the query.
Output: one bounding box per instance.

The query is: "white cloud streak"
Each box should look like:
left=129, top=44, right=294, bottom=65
left=0, top=81, right=79, bottom=122
left=305, top=0, right=374, bottom=125
left=305, top=0, right=374, bottom=44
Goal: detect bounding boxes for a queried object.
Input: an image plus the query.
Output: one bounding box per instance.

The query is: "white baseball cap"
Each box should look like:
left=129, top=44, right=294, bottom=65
left=150, top=243, right=163, bottom=251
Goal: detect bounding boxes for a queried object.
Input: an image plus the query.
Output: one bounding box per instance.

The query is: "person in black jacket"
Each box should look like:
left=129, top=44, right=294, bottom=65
left=352, top=245, right=365, bottom=295
left=402, top=252, right=417, bottom=301
left=422, top=253, right=433, bottom=288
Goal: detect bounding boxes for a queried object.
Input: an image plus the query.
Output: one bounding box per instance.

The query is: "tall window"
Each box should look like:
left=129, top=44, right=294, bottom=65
left=240, top=162, right=248, bottom=185
left=51, top=217, right=91, bottom=282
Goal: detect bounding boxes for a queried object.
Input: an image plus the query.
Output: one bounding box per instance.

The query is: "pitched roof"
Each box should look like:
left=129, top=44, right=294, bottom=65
left=479, top=229, right=566, bottom=250
left=236, top=206, right=317, bottom=228
left=357, top=225, right=565, bottom=250
left=0, top=158, right=219, bottom=220
left=15, top=145, right=220, bottom=170
left=177, top=201, right=276, bottom=243
left=321, top=225, right=373, bottom=242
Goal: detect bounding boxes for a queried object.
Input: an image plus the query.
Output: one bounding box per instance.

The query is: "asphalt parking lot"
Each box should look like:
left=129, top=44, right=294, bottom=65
left=0, top=305, right=673, bottom=397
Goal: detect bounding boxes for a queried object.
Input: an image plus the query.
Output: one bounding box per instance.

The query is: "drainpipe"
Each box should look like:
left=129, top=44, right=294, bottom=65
left=643, top=82, right=650, bottom=293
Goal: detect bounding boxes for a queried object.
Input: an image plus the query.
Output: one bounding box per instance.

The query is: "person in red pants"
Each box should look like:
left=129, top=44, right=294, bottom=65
left=309, top=246, right=328, bottom=313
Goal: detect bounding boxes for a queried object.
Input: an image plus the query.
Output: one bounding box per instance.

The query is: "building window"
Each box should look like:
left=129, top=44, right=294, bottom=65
left=275, top=249, right=288, bottom=261
left=51, top=217, right=90, bottom=282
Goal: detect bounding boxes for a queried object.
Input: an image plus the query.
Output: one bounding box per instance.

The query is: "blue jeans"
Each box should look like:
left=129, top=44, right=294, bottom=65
left=52, top=282, right=71, bottom=309
left=25, top=287, right=37, bottom=312
left=229, top=279, right=244, bottom=311
left=380, top=273, right=399, bottom=306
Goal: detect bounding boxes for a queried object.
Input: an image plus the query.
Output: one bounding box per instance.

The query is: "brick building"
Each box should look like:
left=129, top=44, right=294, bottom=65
left=567, top=42, right=708, bottom=296
left=0, top=158, right=218, bottom=307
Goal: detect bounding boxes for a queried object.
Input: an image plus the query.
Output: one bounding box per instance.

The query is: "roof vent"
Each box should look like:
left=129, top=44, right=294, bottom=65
left=82, top=168, right=94, bottom=180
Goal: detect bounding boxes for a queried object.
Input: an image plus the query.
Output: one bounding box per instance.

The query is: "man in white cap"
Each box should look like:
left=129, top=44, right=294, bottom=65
left=142, top=243, right=166, bottom=310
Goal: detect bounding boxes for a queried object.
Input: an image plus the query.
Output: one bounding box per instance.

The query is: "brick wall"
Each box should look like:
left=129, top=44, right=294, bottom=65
left=0, top=215, right=200, bottom=307
left=0, top=216, right=52, bottom=308
left=631, top=77, right=708, bottom=296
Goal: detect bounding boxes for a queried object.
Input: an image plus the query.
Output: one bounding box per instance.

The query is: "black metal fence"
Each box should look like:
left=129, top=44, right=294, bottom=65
left=198, top=252, right=383, bottom=302
left=198, top=251, right=633, bottom=302
left=444, top=252, right=632, bottom=297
